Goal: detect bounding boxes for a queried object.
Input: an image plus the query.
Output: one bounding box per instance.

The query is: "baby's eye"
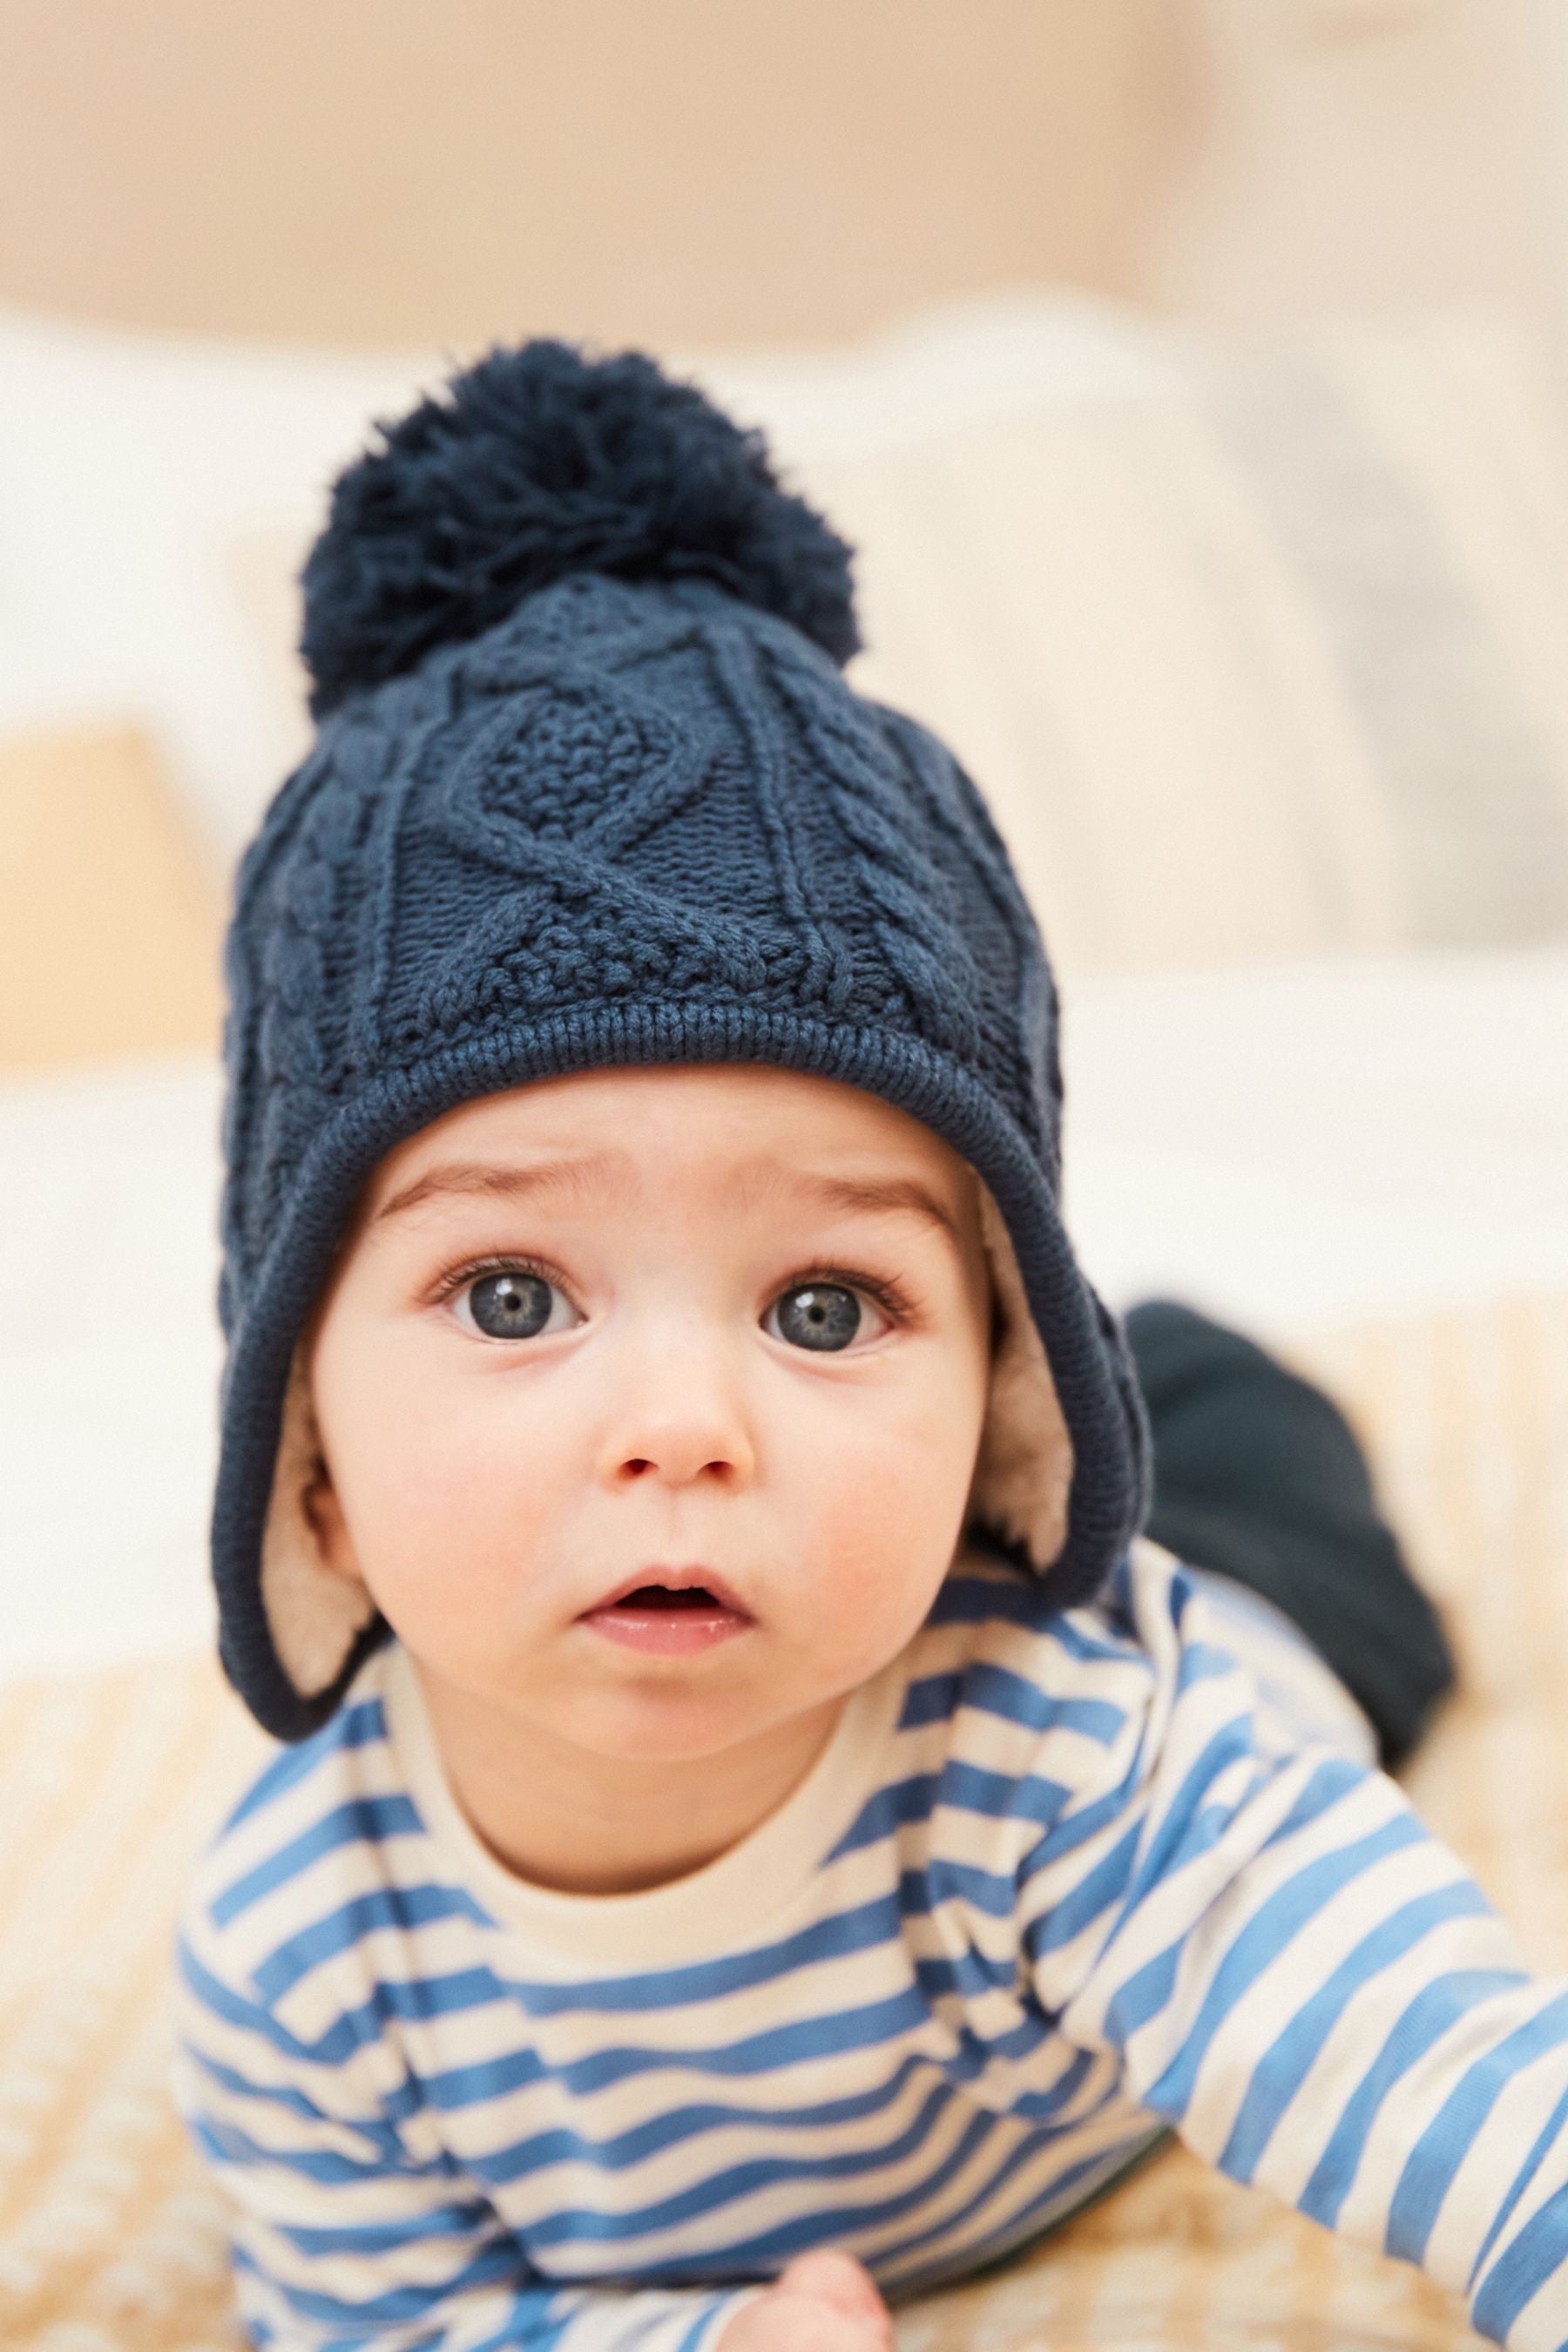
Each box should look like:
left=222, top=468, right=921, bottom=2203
left=765, top=1280, right=891, bottom=1355
left=452, top=1266, right=577, bottom=1342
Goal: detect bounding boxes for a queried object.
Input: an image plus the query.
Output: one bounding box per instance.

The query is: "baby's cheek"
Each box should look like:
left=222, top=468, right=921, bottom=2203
left=831, top=1382, right=979, bottom=1533
left=342, top=1391, right=559, bottom=1638
left=805, top=1439, right=963, bottom=1623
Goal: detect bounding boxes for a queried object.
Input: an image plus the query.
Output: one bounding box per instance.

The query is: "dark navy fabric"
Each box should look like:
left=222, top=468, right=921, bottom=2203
left=1122, top=1297, right=1456, bottom=1768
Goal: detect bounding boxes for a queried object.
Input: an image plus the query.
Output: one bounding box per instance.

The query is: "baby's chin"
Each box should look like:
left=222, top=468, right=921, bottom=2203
left=403, top=1602, right=882, bottom=1768
left=544, top=1664, right=839, bottom=1768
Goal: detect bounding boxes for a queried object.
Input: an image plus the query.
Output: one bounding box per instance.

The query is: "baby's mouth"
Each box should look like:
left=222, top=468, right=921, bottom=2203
left=584, top=1565, right=752, bottom=1619
left=578, top=1570, right=755, bottom=1649
left=612, top=1584, right=721, bottom=1610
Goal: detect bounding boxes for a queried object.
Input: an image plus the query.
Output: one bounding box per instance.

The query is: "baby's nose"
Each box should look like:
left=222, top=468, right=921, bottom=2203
left=600, top=1354, right=757, bottom=1488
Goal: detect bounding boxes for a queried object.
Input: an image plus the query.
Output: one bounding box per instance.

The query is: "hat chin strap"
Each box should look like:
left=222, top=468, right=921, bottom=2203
left=260, top=1177, right=1076, bottom=1706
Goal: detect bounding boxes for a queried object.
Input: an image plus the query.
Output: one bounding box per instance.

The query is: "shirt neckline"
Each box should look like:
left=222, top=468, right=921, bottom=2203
left=379, top=1635, right=910, bottom=1969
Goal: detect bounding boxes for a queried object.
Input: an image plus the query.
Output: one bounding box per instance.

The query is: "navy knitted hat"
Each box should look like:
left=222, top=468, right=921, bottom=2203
left=216, top=338, right=1153, bottom=1741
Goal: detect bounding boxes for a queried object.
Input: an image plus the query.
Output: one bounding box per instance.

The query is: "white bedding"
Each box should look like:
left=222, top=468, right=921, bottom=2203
left=4, top=942, right=1565, bottom=1678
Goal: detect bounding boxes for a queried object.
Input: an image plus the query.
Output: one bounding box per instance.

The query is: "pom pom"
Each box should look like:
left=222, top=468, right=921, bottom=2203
left=300, top=338, right=861, bottom=716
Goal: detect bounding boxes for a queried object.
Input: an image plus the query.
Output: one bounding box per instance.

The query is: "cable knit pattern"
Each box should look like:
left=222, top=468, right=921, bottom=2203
left=212, top=342, right=1152, bottom=1742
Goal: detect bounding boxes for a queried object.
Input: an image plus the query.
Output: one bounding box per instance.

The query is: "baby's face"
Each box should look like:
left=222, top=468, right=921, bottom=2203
left=302, top=1062, right=993, bottom=1766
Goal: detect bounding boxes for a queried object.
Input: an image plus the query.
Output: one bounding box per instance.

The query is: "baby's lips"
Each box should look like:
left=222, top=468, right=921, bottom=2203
left=582, top=1565, right=752, bottom=1616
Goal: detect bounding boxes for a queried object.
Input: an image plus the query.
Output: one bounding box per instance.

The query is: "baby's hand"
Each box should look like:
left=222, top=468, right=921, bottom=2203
left=716, top=2249, right=895, bottom=2352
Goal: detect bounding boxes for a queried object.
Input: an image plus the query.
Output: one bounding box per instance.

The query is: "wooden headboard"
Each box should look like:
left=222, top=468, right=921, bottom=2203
left=0, top=0, right=1200, bottom=349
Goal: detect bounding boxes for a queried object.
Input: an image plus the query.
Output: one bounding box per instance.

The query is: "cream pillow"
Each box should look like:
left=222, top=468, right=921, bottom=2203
left=747, top=308, right=1568, bottom=977
left=0, top=722, right=223, bottom=1069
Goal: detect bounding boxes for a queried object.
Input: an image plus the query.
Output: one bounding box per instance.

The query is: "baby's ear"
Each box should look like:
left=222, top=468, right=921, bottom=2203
left=301, top=1452, right=355, bottom=1581
left=260, top=1342, right=381, bottom=1701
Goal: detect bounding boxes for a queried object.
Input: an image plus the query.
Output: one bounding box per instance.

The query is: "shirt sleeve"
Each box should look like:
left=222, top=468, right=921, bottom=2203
left=1021, top=1551, right=1568, bottom=2352
left=171, top=1903, right=766, bottom=2352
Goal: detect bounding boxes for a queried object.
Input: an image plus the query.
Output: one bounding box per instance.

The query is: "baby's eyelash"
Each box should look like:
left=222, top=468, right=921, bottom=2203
left=790, top=1265, right=918, bottom=1324
left=430, top=1252, right=563, bottom=1307
left=429, top=1254, right=918, bottom=1324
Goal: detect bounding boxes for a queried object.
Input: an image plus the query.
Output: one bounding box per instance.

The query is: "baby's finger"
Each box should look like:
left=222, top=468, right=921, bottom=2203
left=773, top=2247, right=890, bottom=2328
left=763, top=2294, right=892, bottom=2352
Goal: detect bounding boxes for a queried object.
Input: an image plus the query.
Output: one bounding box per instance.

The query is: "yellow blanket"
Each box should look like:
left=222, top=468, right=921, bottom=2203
left=5, top=1292, right=1562, bottom=2352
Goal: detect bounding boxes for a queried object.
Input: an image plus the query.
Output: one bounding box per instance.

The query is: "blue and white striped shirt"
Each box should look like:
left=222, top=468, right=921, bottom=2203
left=172, top=1537, right=1568, bottom=2352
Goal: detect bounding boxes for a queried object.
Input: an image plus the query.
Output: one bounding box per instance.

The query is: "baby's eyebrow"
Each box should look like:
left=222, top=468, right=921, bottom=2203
left=740, top=1167, right=964, bottom=1256
left=370, top=1152, right=634, bottom=1229
left=368, top=1152, right=963, bottom=1255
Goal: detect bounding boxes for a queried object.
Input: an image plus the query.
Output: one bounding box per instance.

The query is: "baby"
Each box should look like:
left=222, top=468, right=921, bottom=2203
left=173, top=341, right=1560, bottom=2352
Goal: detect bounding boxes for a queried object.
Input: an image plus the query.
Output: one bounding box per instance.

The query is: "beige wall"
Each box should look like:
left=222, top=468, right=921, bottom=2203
left=0, top=0, right=1198, bottom=350
left=1154, top=0, right=1557, bottom=338
left=0, top=2, right=1555, bottom=356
